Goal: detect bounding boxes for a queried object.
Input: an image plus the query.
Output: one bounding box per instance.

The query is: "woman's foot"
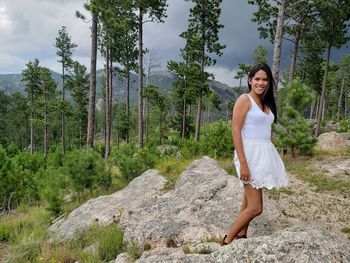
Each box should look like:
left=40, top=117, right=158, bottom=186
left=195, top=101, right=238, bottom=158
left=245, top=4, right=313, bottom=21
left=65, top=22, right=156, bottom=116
left=220, top=235, right=229, bottom=246
left=234, top=234, right=247, bottom=239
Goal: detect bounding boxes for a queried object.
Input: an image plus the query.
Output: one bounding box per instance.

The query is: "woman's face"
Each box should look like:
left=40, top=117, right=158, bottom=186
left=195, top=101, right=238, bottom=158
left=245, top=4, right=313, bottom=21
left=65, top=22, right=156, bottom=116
left=249, top=70, right=268, bottom=96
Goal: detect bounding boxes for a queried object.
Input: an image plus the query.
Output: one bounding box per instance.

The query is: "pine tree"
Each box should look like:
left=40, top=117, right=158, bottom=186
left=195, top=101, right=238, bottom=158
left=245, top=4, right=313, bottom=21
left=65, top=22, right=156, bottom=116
left=55, top=26, right=77, bottom=154
left=21, top=59, right=43, bottom=153
left=275, top=78, right=317, bottom=157
left=181, top=0, right=225, bottom=141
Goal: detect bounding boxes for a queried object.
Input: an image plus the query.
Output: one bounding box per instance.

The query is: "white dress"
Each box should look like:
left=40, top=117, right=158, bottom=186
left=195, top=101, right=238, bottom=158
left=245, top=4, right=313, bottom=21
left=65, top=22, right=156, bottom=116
left=233, top=94, right=288, bottom=190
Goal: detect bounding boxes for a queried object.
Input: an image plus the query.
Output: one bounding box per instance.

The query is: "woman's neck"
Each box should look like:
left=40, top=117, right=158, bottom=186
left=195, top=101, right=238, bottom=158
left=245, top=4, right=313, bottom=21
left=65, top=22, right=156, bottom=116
left=249, top=91, right=263, bottom=103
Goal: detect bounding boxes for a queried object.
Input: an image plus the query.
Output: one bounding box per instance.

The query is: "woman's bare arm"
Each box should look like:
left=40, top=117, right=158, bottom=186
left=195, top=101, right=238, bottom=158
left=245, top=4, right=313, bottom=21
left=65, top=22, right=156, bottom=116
left=232, top=94, right=251, bottom=180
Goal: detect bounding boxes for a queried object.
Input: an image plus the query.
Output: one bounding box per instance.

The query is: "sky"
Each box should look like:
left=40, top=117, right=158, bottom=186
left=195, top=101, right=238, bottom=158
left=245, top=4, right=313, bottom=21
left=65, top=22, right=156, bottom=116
left=0, top=0, right=349, bottom=87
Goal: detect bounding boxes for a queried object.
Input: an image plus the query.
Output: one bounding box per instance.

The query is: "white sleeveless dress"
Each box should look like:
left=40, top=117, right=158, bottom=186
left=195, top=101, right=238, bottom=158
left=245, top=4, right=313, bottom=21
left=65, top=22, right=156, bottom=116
left=233, top=94, right=288, bottom=190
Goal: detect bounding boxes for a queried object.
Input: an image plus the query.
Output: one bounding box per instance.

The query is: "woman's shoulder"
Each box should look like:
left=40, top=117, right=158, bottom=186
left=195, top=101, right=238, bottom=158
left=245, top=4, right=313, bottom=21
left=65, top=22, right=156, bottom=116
left=234, top=93, right=252, bottom=110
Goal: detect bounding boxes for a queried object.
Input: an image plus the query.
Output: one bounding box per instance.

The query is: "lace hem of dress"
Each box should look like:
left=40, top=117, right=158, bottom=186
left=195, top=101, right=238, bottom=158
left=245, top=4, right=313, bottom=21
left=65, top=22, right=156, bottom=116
left=240, top=178, right=288, bottom=190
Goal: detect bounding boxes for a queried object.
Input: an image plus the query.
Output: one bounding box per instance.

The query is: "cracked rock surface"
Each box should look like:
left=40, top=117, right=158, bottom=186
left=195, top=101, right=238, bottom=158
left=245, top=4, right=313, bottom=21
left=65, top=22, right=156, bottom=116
left=50, top=156, right=350, bottom=262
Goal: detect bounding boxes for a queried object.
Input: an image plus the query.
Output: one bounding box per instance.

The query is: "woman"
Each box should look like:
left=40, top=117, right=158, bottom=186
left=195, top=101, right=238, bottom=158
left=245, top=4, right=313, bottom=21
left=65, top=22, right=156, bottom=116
left=221, top=63, right=288, bottom=245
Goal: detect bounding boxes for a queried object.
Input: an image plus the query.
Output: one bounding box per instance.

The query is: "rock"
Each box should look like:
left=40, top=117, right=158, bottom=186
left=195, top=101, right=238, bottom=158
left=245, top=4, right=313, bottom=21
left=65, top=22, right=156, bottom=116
left=49, top=169, right=167, bottom=240
left=316, top=131, right=348, bottom=152
left=324, top=121, right=340, bottom=133
left=50, top=156, right=281, bottom=243
left=136, top=225, right=350, bottom=262
left=157, top=145, right=179, bottom=156
left=115, top=252, right=131, bottom=263
left=49, top=156, right=350, bottom=262
left=63, top=193, right=74, bottom=203
left=339, top=132, right=350, bottom=140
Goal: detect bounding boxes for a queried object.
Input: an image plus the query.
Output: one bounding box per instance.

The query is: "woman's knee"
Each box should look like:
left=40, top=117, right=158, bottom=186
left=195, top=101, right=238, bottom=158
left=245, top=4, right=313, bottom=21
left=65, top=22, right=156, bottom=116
left=246, top=206, right=263, bottom=217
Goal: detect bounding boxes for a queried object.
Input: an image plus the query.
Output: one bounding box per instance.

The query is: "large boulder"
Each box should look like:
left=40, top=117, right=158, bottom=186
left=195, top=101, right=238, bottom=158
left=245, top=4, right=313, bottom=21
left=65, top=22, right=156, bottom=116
left=50, top=156, right=350, bottom=262
left=135, top=225, right=350, bottom=263
left=50, top=157, right=280, bottom=243
left=316, top=131, right=349, bottom=152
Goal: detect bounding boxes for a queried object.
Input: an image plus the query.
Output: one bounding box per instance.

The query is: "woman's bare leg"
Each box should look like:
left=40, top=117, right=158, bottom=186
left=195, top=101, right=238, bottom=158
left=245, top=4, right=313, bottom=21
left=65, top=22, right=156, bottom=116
left=225, top=184, right=263, bottom=243
left=235, top=192, right=249, bottom=238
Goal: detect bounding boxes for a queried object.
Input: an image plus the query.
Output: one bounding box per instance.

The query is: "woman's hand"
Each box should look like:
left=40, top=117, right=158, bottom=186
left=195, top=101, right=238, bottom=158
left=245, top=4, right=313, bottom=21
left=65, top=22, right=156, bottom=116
left=240, top=161, right=250, bottom=182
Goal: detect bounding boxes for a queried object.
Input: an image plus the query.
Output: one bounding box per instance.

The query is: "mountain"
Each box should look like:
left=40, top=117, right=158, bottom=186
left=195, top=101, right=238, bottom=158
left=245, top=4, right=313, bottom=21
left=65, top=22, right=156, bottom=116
left=0, top=69, right=238, bottom=107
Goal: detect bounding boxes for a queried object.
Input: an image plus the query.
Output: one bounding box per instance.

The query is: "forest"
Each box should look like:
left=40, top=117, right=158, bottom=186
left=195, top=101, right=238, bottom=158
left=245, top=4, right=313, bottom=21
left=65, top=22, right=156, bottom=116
left=0, top=0, right=350, bottom=262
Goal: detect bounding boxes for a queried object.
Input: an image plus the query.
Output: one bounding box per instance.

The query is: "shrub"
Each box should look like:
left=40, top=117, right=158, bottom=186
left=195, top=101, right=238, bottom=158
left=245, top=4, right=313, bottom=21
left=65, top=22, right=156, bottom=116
left=64, top=149, right=112, bottom=194
left=199, top=121, right=233, bottom=158
left=97, top=225, right=124, bottom=261
left=110, top=144, right=161, bottom=181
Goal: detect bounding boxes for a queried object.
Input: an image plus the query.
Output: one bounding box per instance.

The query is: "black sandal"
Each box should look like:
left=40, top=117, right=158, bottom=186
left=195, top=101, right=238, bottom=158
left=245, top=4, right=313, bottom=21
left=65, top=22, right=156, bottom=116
left=234, top=234, right=247, bottom=239
left=220, top=234, right=229, bottom=246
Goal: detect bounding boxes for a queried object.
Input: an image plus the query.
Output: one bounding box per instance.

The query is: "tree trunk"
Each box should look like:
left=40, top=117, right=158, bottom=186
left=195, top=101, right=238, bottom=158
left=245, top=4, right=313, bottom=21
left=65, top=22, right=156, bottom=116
left=105, top=48, right=111, bottom=160
left=87, top=12, right=98, bottom=149
left=288, top=29, right=301, bottom=85
left=181, top=95, right=186, bottom=140
left=272, top=0, right=286, bottom=90
left=146, top=99, right=149, bottom=143
left=309, top=101, right=315, bottom=119
left=30, top=93, right=34, bottom=154
left=195, top=39, right=205, bottom=142
left=315, top=43, right=331, bottom=136
left=159, top=113, right=162, bottom=145
left=61, top=64, right=65, bottom=154
left=44, top=92, right=48, bottom=158
left=126, top=70, right=130, bottom=143
left=138, top=10, right=144, bottom=148
left=337, top=75, right=345, bottom=121
left=321, top=97, right=326, bottom=121
left=108, top=55, right=113, bottom=154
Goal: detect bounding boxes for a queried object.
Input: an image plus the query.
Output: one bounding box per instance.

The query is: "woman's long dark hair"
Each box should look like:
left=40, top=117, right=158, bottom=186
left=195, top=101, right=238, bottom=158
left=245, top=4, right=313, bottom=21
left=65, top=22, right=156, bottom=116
left=247, top=63, right=277, bottom=122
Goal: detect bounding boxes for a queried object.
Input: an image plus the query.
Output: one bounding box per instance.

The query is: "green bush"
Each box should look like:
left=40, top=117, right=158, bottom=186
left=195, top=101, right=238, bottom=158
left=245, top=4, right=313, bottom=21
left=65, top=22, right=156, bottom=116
left=64, top=149, right=112, bottom=194
left=199, top=121, right=233, bottom=158
left=97, top=225, right=124, bottom=261
left=110, top=144, right=161, bottom=181
left=179, top=121, right=233, bottom=159
left=337, top=118, right=350, bottom=132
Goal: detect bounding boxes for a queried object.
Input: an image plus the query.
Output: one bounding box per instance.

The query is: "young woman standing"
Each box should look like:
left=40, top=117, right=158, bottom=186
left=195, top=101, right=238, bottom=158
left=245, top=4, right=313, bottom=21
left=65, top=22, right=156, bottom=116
left=221, top=63, right=288, bottom=245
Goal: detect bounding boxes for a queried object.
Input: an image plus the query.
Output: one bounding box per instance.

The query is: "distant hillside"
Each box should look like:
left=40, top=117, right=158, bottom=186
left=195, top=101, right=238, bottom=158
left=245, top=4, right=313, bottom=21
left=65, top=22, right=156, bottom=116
left=0, top=69, right=238, bottom=108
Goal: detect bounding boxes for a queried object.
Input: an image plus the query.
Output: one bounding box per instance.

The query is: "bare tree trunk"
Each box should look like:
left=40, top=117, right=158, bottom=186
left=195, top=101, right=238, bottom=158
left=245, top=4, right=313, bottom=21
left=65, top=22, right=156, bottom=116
left=44, top=92, right=48, bottom=158
left=315, top=43, right=331, bottom=136
left=105, top=48, right=112, bottom=160
left=87, top=12, right=98, bottom=149
left=315, top=97, right=320, bottom=121
left=337, top=75, right=345, bottom=121
left=138, top=10, right=144, bottom=148
left=321, top=97, right=326, bottom=121
left=30, top=93, right=34, bottom=154
left=108, top=55, right=113, bottom=155
left=126, top=69, right=130, bottom=143
left=272, top=0, right=286, bottom=90
left=309, top=101, right=315, bottom=119
left=181, top=96, right=186, bottom=140
left=288, top=29, right=301, bottom=85
left=146, top=99, right=149, bottom=143
left=195, top=41, right=205, bottom=142
left=61, top=64, right=65, bottom=154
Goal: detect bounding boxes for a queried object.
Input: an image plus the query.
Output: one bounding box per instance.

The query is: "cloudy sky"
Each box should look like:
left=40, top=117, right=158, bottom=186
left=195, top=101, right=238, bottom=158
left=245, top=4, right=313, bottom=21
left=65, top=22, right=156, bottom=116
left=0, top=0, right=349, bottom=87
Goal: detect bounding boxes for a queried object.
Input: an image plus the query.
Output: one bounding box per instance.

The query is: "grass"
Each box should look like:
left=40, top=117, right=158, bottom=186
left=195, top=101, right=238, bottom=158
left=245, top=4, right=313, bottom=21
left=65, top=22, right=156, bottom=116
left=284, top=155, right=350, bottom=198
left=218, top=158, right=237, bottom=177
left=155, top=157, right=193, bottom=191
left=1, top=206, right=125, bottom=262
left=341, top=227, right=350, bottom=239
left=267, top=188, right=295, bottom=200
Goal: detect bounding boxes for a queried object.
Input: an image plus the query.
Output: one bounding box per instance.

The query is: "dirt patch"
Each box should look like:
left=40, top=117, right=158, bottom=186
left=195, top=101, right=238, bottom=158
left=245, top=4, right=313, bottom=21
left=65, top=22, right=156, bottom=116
left=268, top=155, right=350, bottom=245
left=0, top=242, right=10, bottom=263
left=310, top=156, right=350, bottom=180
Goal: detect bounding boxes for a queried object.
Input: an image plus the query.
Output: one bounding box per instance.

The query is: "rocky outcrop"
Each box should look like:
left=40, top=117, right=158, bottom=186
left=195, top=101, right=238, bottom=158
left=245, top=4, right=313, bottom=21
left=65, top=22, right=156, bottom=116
left=316, top=131, right=349, bottom=151
left=135, top=226, right=350, bottom=263
left=50, top=156, right=350, bottom=262
left=50, top=157, right=280, bottom=243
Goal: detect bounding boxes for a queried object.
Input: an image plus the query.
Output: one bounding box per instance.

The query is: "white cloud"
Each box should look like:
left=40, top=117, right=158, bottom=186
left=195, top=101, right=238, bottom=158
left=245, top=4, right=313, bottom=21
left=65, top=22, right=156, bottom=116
left=207, top=66, right=240, bottom=87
